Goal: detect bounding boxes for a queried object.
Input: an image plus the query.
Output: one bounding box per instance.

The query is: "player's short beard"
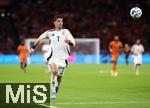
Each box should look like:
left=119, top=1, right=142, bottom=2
left=56, top=25, right=62, bottom=30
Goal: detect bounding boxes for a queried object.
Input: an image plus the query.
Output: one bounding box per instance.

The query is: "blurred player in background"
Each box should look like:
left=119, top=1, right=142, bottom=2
left=17, top=40, right=28, bottom=73
left=42, top=43, right=51, bottom=73
left=109, top=36, right=123, bottom=76
left=131, top=39, right=144, bottom=76
left=124, top=43, right=130, bottom=65
left=29, top=15, right=75, bottom=99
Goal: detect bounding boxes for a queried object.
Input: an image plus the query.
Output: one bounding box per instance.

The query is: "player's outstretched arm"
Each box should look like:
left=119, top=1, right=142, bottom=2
left=29, top=31, right=48, bottom=55
left=109, top=42, right=112, bottom=52
left=29, top=39, right=40, bottom=56
left=65, top=29, right=75, bottom=47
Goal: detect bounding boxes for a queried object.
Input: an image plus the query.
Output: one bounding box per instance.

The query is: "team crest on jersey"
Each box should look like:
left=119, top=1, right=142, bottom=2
left=52, top=34, right=55, bottom=36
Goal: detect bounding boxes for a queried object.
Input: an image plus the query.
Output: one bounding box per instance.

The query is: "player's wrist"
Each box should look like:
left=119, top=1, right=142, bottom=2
left=32, top=43, right=38, bottom=50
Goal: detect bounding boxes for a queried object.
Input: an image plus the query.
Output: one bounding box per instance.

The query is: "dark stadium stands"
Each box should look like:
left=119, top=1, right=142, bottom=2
left=0, top=0, right=150, bottom=54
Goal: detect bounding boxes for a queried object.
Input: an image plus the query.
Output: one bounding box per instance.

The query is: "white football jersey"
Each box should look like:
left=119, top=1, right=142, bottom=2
left=131, top=44, right=144, bottom=55
left=39, top=29, right=75, bottom=60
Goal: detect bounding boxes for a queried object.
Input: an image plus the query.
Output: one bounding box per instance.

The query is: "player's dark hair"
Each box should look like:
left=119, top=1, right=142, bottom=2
left=53, top=15, right=63, bottom=21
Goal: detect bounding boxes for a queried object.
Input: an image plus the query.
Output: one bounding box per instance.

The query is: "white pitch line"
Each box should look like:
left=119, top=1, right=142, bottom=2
left=38, top=104, right=58, bottom=108
left=98, top=70, right=111, bottom=74
left=56, top=101, right=150, bottom=105
left=50, top=106, right=58, bottom=108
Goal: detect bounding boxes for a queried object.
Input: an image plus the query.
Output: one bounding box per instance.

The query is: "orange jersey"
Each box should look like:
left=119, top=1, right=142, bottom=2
left=109, top=41, right=122, bottom=55
left=17, top=45, right=27, bottom=62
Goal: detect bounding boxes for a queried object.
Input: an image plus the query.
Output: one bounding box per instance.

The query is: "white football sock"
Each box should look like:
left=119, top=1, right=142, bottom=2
left=51, top=75, right=58, bottom=93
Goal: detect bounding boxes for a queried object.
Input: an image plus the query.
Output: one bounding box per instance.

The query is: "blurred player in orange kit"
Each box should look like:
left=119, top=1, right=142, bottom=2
left=17, top=40, right=28, bottom=73
left=109, top=36, right=123, bottom=76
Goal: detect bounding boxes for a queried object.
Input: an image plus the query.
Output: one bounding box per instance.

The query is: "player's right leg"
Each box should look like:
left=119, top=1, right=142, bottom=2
left=111, top=54, right=118, bottom=77
left=113, top=61, right=117, bottom=77
left=50, top=62, right=58, bottom=99
left=21, top=58, right=27, bottom=73
left=134, top=64, right=140, bottom=76
left=20, top=62, right=24, bottom=72
left=133, top=56, right=141, bottom=76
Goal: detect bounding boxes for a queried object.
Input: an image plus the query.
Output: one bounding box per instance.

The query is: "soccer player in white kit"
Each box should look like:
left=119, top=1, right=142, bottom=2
left=131, top=39, right=144, bottom=76
left=29, top=15, right=75, bottom=99
left=42, top=43, right=51, bottom=73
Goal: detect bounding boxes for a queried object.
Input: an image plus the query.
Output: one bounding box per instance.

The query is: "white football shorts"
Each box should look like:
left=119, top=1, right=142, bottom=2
left=48, top=57, right=68, bottom=76
left=132, top=55, right=142, bottom=64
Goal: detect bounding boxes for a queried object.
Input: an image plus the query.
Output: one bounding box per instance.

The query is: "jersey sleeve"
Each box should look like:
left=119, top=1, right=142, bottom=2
left=38, top=30, right=49, bottom=40
left=66, top=29, right=75, bottom=46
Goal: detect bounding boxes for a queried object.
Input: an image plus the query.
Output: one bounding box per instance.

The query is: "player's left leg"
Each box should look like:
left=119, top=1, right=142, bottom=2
left=55, top=60, right=68, bottom=93
left=135, top=64, right=141, bottom=76
left=56, top=67, right=66, bottom=93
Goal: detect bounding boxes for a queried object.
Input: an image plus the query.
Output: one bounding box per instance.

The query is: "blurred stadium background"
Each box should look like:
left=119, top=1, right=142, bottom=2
left=0, top=0, right=150, bottom=108
left=0, top=0, right=150, bottom=63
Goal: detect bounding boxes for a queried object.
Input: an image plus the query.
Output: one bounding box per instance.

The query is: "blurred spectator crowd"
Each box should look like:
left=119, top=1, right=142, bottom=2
left=0, top=0, right=150, bottom=54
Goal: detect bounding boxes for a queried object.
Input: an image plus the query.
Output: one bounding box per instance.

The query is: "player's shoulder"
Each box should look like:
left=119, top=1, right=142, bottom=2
left=18, top=45, right=21, bottom=47
left=44, top=29, right=56, bottom=36
left=62, top=28, right=72, bottom=35
left=110, top=41, right=115, bottom=44
left=18, top=45, right=23, bottom=48
left=17, top=45, right=21, bottom=50
left=45, top=29, right=55, bottom=32
left=61, top=28, right=69, bottom=32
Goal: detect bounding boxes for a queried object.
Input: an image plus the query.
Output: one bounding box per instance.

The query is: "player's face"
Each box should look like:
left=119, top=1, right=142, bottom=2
left=125, top=44, right=128, bottom=47
left=114, top=36, right=119, bottom=41
left=54, top=18, right=63, bottom=29
left=136, top=40, right=141, bottom=45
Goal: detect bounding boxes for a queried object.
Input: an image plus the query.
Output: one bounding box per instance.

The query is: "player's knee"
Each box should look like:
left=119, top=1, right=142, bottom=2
left=52, top=69, right=58, bottom=75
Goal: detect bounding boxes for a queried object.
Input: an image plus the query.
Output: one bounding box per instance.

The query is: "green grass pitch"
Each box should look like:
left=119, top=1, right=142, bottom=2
left=0, top=64, right=150, bottom=108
